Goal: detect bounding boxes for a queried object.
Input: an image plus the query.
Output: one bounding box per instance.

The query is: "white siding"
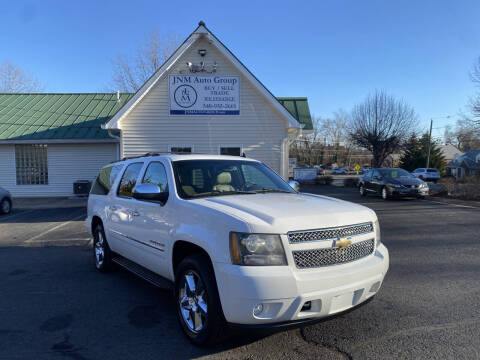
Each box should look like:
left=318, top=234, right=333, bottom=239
left=0, top=143, right=118, bottom=197
left=119, top=37, right=288, bottom=175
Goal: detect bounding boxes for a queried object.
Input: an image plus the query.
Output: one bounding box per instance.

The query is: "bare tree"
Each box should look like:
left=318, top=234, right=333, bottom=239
left=349, top=90, right=417, bottom=167
left=0, top=60, right=43, bottom=92
left=110, top=29, right=179, bottom=92
left=319, top=109, right=349, bottom=147
left=470, top=57, right=480, bottom=122
left=454, top=115, right=480, bottom=151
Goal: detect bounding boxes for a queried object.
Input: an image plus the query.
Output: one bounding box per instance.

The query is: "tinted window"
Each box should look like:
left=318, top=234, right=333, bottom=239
left=427, top=169, right=438, bottom=173
left=91, top=164, right=123, bottom=195
left=142, top=162, right=168, bottom=192
left=117, top=162, right=144, bottom=198
left=379, top=168, right=414, bottom=179
left=170, top=147, right=192, bottom=154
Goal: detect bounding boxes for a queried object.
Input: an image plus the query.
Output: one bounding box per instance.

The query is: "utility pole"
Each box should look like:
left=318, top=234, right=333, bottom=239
left=426, top=118, right=433, bottom=168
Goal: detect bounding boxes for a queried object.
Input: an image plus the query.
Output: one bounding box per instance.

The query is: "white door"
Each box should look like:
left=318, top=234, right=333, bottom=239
left=105, top=161, right=145, bottom=260
left=129, top=160, right=173, bottom=277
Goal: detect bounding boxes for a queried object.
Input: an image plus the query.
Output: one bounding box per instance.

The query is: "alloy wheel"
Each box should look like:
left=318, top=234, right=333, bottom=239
left=95, top=231, right=105, bottom=267
left=179, top=270, right=208, bottom=333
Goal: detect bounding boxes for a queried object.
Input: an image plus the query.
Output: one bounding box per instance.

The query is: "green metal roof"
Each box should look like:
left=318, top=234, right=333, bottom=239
left=0, top=93, right=311, bottom=141
left=0, top=93, right=133, bottom=141
left=277, top=97, right=313, bottom=130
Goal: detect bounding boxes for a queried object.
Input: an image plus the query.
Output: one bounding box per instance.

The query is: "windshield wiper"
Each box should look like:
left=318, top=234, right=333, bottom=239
left=189, top=190, right=256, bottom=198
left=252, top=188, right=293, bottom=193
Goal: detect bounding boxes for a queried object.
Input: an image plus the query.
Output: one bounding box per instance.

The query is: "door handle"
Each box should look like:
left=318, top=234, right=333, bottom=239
left=129, top=210, right=140, bottom=217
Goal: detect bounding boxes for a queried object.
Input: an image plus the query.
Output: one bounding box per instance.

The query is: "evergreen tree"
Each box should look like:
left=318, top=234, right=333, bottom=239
left=400, top=133, right=446, bottom=173
left=399, top=134, right=422, bottom=171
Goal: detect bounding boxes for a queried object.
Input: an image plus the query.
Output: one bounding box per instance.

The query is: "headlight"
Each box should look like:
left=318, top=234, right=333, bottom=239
left=230, top=232, right=287, bottom=266
left=420, top=183, right=428, bottom=188
left=374, top=219, right=381, bottom=247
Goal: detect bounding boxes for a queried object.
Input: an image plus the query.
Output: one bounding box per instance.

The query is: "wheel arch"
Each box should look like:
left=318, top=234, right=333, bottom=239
left=91, top=215, right=103, bottom=235
left=172, top=240, right=214, bottom=277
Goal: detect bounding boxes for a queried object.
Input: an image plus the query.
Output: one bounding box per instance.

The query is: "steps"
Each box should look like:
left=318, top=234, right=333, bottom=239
left=112, top=255, right=173, bottom=290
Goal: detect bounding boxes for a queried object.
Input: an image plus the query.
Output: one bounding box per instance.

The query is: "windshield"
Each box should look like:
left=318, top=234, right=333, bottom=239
left=172, top=160, right=295, bottom=199
left=379, top=168, right=414, bottom=179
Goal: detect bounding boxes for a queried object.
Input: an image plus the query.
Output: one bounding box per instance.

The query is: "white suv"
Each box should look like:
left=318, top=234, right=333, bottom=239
left=86, top=154, right=389, bottom=345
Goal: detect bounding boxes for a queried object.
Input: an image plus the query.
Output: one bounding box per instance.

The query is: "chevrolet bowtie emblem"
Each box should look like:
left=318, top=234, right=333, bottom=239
left=335, top=237, right=352, bottom=249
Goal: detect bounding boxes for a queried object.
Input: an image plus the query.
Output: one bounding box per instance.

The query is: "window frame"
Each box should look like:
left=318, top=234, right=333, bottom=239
left=15, top=144, right=49, bottom=185
left=168, top=144, right=194, bottom=154
left=218, top=145, right=243, bottom=157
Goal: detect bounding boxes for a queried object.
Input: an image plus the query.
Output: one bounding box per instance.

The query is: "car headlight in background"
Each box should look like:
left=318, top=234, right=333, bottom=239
left=230, top=233, right=287, bottom=266
left=419, top=183, right=428, bottom=188
left=374, top=219, right=381, bottom=247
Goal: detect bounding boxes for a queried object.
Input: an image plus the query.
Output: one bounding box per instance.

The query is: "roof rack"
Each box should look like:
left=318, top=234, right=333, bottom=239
left=110, top=151, right=246, bottom=164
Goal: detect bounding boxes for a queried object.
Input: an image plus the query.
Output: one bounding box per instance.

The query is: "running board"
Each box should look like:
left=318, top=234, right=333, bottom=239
left=112, top=255, right=173, bottom=291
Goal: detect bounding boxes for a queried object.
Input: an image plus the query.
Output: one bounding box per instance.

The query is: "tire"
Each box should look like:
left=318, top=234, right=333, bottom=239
left=93, top=223, right=114, bottom=272
left=0, top=198, right=11, bottom=215
left=359, top=184, right=367, bottom=197
left=175, top=254, right=226, bottom=346
left=381, top=187, right=389, bottom=200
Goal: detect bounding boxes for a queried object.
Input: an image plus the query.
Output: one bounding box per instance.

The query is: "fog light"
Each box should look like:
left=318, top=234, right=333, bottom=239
left=253, top=303, right=264, bottom=316
left=301, top=301, right=311, bottom=311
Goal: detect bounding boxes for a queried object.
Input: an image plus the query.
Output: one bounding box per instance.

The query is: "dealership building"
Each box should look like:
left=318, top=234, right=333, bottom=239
left=0, top=22, right=312, bottom=197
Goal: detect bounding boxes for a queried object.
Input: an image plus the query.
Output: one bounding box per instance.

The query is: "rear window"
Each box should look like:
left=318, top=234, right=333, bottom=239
left=91, top=164, right=123, bottom=195
left=427, top=169, right=439, bottom=173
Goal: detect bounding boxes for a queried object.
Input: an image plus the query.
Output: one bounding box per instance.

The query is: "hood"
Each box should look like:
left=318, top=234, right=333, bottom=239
left=389, top=177, right=424, bottom=186
left=191, top=193, right=376, bottom=234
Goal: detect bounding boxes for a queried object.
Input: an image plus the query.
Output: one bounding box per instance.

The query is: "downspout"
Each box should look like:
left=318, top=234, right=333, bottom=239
left=107, top=129, right=122, bottom=161
left=281, top=125, right=303, bottom=180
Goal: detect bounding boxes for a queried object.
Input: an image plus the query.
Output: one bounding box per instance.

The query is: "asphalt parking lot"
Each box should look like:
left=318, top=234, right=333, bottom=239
left=1, top=188, right=479, bottom=360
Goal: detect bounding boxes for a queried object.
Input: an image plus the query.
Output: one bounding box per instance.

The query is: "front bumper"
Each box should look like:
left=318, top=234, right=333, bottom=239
left=215, top=243, right=389, bottom=325
left=388, top=186, right=428, bottom=197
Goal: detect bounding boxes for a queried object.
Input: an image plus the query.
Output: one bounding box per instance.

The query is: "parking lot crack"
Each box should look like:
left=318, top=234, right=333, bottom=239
left=300, top=327, right=353, bottom=360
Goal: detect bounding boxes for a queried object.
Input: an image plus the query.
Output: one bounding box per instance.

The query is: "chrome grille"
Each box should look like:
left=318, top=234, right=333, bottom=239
left=292, top=239, right=375, bottom=269
left=288, top=222, right=373, bottom=244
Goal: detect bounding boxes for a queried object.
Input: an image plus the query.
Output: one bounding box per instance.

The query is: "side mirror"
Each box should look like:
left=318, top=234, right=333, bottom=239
left=132, top=183, right=169, bottom=204
left=288, top=180, right=300, bottom=192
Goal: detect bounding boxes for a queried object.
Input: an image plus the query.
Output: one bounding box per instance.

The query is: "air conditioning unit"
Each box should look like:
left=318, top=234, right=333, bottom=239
left=73, top=180, right=92, bottom=195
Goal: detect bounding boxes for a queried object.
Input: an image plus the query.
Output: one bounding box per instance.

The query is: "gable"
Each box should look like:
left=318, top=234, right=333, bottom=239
left=105, top=22, right=301, bottom=130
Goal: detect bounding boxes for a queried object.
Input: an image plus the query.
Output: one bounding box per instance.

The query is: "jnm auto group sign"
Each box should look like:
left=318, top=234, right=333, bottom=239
left=169, top=75, right=240, bottom=115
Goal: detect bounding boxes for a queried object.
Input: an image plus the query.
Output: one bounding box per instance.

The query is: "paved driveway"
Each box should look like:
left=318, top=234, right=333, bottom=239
left=0, top=189, right=479, bottom=360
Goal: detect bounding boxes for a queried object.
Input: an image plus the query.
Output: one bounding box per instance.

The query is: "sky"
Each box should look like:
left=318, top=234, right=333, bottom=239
left=1, top=0, right=479, bottom=140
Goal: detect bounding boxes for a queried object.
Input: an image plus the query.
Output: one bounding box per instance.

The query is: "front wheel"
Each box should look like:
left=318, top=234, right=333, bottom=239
left=175, top=254, right=226, bottom=346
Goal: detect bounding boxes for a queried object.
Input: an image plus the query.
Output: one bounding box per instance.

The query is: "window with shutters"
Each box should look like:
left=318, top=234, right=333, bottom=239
left=15, top=144, right=48, bottom=185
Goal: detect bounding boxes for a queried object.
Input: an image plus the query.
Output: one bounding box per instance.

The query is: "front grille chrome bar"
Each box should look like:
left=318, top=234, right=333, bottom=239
left=287, top=222, right=374, bottom=244
left=292, top=238, right=375, bottom=268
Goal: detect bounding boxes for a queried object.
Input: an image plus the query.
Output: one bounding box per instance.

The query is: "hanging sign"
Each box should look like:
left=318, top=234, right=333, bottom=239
left=169, top=75, right=240, bottom=115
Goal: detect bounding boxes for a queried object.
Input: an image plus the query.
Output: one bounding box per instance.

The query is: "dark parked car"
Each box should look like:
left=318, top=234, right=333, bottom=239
left=0, top=186, right=12, bottom=214
left=358, top=168, right=429, bottom=200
